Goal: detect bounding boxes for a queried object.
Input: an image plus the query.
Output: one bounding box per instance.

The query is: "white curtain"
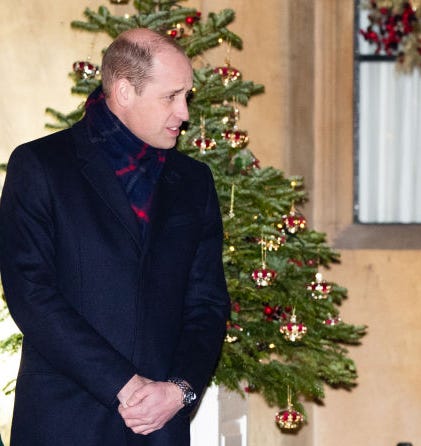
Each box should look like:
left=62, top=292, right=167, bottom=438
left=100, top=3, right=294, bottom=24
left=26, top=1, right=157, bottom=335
left=358, top=62, right=421, bottom=223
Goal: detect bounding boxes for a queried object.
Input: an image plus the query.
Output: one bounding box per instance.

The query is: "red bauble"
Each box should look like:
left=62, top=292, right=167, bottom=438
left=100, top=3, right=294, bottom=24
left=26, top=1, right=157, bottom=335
left=232, top=302, right=241, bottom=313
left=185, top=12, right=201, bottom=26
left=263, top=305, right=274, bottom=316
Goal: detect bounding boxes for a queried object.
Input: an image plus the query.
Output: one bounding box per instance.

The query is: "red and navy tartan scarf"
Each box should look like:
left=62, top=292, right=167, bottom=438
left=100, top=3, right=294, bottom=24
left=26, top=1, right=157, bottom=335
left=85, top=86, right=167, bottom=240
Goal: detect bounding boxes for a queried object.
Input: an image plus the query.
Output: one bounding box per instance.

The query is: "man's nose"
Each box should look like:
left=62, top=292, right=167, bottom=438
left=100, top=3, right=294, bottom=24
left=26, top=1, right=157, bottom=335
left=175, top=98, right=189, bottom=122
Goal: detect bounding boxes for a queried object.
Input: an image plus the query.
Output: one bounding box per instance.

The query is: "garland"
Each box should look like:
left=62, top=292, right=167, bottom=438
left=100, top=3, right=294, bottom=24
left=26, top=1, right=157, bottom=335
left=360, top=0, right=421, bottom=72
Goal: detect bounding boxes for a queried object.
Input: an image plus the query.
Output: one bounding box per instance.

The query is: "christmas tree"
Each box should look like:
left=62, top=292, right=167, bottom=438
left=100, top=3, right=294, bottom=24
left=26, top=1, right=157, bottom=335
left=1, top=0, right=366, bottom=433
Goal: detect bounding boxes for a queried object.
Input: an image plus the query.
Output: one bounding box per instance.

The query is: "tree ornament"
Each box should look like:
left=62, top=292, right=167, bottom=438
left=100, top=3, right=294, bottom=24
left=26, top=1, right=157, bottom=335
left=193, top=116, right=216, bottom=154
left=275, top=388, right=305, bottom=430
left=251, top=267, right=276, bottom=287
left=258, top=233, right=285, bottom=252
left=280, top=309, right=307, bottom=342
left=167, top=23, right=185, bottom=39
left=252, top=236, right=277, bottom=287
left=214, top=63, right=241, bottom=85
left=185, top=11, right=201, bottom=26
left=323, top=314, right=342, bottom=326
left=230, top=148, right=260, bottom=174
left=306, top=272, right=332, bottom=300
left=222, top=104, right=249, bottom=149
left=278, top=205, right=307, bottom=235
left=225, top=320, right=243, bottom=343
left=262, top=303, right=288, bottom=322
left=228, top=183, right=236, bottom=218
left=72, top=61, right=99, bottom=79
left=109, top=0, right=129, bottom=3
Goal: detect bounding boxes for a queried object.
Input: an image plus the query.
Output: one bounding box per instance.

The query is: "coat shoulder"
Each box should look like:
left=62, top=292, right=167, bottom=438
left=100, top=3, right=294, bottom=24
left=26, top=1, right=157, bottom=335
left=169, top=149, right=212, bottom=180
left=10, top=127, right=75, bottom=168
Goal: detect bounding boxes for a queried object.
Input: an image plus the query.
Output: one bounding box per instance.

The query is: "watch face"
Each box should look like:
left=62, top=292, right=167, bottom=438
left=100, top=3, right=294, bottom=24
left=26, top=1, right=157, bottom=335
left=184, top=390, right=197, bottom=406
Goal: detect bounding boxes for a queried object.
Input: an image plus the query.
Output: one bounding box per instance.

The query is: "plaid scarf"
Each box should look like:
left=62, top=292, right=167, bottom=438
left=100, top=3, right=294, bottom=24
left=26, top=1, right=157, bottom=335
left=85, top=86, right=167, bottom=240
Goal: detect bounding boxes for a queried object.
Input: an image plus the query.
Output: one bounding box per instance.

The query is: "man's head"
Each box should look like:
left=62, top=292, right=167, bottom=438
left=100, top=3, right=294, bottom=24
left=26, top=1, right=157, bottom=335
left=102, top=28, right=193, bottom=149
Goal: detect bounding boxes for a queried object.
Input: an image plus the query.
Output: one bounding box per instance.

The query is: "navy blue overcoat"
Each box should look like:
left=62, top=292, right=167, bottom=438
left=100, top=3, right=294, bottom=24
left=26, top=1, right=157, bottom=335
left=0, top=117, right=230, bottom=446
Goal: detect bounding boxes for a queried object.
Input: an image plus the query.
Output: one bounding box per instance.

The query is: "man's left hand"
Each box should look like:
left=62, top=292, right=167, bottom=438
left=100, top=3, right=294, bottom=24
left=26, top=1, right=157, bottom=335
left=118, top=381, right=184, bottom=435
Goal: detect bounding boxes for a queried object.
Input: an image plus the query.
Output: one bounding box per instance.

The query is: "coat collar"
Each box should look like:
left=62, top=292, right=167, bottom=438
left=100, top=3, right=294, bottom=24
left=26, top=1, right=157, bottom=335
left=70, top=119, right=182, bottom=253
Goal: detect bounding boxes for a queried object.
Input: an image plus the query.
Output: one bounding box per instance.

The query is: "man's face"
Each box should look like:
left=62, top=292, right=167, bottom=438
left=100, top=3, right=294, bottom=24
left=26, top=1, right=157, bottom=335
left=122, top=48, right=193, bottom=149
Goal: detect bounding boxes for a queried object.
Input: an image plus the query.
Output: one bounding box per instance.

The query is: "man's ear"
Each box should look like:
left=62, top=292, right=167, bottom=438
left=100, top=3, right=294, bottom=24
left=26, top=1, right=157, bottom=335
left=113, top=78, right=133, bottom=108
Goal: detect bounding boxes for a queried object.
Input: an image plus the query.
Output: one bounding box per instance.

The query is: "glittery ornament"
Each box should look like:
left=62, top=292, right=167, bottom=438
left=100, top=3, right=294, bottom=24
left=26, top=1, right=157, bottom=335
left=167, top=24, right=185, bottom=39
left=223, top=129, right=249, bottom=149
left=72, top=61, right=99, bottom=79
left=214, top=64, right=241, bottom=85
left=306, top=272, right=332, bottom=300
left=225, top=321, right=243, bottom=343
left=258, top=234, right=285, bottom=252
left=323, top=314, right=342, bottom=326
left=252, top=235, right=277, bottom=286
left=251, top=268, right=276, bottom=287
left=275, top=407, right=304, bottom=430
left=278, top=209, right=307, bottom=234
left=193, top=117, right=216, bottom=154
left=280, top=311, right=307, bottom=342
left=275, top=387, right=305, bottom=430
left=222, top=105, right=248, bottom=149
left=228, top=184, right=235, bottom=218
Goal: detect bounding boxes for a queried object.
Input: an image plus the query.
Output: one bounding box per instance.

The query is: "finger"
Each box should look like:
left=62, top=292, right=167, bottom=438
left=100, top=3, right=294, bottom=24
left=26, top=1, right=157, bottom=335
left=131, top=422, right=163, bottom=435
left=126, top=388, right=149, bottom=406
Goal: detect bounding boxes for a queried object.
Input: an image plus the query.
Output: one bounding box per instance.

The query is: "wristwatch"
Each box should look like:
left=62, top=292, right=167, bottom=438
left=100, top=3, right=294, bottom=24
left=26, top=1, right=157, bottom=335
left=167, top=377, right=197, bottom=406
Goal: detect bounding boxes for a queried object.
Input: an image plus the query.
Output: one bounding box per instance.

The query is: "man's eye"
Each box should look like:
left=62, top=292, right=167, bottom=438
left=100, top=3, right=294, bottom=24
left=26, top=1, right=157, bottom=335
left=186, top=90, right=193, bottom=102
left=166, top=95, right=176, bottom=101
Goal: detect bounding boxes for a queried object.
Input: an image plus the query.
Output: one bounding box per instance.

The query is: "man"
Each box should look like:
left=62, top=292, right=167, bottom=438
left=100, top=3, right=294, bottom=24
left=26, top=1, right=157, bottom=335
left=0, top=28, right=229, bottom=446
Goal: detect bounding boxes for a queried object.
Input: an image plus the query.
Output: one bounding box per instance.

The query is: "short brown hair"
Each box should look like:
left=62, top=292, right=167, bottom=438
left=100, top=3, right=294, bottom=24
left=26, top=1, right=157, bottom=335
left=101, top=30, right=186, bottom=97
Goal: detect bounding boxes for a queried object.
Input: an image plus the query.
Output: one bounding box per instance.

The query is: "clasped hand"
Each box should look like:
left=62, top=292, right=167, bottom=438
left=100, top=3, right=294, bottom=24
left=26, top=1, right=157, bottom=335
left=117, top=374, right=184, bottom=435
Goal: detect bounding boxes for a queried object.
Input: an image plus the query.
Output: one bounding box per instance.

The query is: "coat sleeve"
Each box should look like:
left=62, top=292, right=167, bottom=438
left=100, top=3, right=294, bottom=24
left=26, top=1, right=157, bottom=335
left=0, top=145, right=137, bottom=408
left=167, top=164, right=230, bottom=404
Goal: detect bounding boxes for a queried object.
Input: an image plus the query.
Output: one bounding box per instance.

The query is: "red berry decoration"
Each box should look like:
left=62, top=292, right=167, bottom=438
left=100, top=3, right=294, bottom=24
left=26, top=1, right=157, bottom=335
left=359, top=2, right=417, bottom=56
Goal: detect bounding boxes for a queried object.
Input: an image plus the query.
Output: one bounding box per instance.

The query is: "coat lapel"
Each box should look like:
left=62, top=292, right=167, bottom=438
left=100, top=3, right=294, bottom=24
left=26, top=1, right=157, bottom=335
left=142, top=149, right=182, bottom=254
left=71, top=120, right=143, bottom=252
